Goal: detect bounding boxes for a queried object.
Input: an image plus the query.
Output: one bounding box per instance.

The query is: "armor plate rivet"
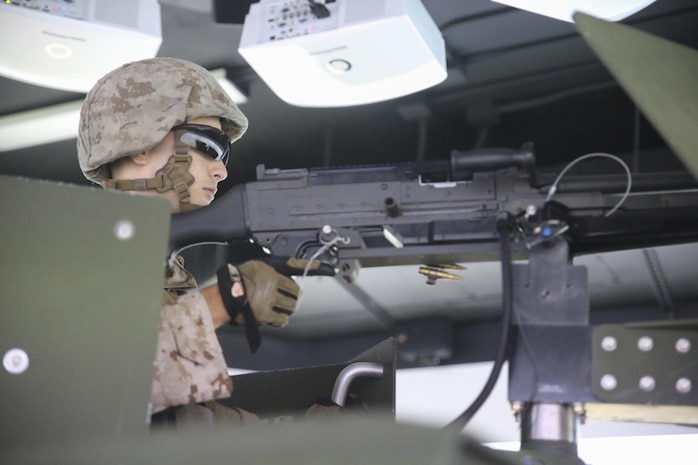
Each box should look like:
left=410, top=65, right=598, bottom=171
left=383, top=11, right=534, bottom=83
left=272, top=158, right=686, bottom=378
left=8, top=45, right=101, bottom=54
left=114, top=220, right=135, bottom=240
left=3, top=348, right=29, bottom=375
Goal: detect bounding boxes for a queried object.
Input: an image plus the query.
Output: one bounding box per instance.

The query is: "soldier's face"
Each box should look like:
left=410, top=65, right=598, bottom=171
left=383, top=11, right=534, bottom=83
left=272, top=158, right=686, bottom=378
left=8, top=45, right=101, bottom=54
left=137, top=116, right=229, bottom=212
left=182, top=116, right=228, bottom=210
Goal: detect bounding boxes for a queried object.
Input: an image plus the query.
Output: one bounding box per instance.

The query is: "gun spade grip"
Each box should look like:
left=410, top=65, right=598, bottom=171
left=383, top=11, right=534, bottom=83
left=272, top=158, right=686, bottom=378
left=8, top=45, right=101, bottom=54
left=450, top=146, right=534, bottom=173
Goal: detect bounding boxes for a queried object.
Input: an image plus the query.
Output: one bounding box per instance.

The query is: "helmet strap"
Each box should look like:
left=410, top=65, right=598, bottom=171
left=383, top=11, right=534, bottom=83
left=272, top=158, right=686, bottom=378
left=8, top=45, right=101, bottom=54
left=102, top=137, right=196, bottom=211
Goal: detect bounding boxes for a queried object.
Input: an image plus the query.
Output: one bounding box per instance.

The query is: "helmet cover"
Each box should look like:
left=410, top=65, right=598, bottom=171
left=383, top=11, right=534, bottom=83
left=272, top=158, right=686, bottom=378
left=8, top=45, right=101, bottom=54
left=77, top=57, right=248, bottom=184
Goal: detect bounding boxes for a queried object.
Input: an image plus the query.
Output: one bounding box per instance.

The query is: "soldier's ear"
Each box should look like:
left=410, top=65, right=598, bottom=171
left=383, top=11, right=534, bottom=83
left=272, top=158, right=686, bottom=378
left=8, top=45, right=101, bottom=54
left=128, top=151, right=149, bottom=165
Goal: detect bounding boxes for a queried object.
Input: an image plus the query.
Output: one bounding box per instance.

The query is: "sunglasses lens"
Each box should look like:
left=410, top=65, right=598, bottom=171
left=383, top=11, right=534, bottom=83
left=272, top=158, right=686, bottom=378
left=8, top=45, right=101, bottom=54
left=174, top=124, right=231, bottom=165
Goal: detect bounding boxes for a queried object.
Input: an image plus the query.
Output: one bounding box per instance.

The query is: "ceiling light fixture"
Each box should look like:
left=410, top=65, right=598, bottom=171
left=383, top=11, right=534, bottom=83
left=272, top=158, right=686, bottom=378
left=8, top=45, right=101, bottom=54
left=0, top=0, right=162, bottom=93
left=0, top=69, right=247, bottom=152
left=238, top=0, right=447, bottom=107
left=491, top=0, right=657, bottom=22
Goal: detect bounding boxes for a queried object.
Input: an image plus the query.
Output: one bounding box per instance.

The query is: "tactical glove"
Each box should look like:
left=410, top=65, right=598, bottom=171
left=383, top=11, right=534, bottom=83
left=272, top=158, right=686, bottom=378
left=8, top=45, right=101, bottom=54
left=217, top=256, right=335, bottom=352
left=304, top=395, right=367, bottom=420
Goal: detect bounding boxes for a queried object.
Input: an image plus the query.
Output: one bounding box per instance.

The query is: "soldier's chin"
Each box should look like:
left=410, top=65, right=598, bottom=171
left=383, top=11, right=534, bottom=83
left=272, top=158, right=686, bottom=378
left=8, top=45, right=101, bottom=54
left=195, top=198, right=214, bottom=208
left=201, top=189, right=216, bottom=204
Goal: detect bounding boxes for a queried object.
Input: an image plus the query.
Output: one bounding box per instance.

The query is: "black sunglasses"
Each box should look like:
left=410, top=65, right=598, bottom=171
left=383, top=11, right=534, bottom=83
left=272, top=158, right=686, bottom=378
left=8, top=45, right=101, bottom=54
left=172, top=123, right=232, bottom=166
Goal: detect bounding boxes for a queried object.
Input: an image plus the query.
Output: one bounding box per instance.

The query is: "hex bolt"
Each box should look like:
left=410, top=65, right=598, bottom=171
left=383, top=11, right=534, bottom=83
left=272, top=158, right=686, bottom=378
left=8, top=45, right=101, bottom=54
left=676, top=338, right=692, bottom=354
left=510, top=401, right=525, bottom=422
left=601, top=336, right=618, bottom=352
left=573, top=403, right=587, bottom=425
left=639, top=376, right=656, bottom=392
left=114, top=220, right=135, bottom=241
left=600, top=374, right=617, bottom=391
left=637, top=336, right=654, bottom=352
left=676, top=378, right=692, bottom=394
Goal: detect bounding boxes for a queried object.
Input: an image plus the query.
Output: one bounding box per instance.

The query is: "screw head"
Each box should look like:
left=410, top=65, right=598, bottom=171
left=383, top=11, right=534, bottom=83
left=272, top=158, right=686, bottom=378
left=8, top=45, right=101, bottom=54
left=600, top=374, right=617, bottom=391
left=601, top=336, right=618, bottom=352
left=114, top=220, right=135, bottom=240
left=676, top=338, right=692, bottom=354
left=639, top=376, right=656, bottom=392
left=637, top=336, right=654, bottom=352
left=676, top=378, right=692, bottom=394
left=3, top=348, right=29, bottom=375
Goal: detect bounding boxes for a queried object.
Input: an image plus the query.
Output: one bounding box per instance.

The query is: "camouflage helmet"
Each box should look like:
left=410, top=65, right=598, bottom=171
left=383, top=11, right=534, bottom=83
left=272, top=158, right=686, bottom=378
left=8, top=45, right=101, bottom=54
left=77, top=57, right=248, bottom=185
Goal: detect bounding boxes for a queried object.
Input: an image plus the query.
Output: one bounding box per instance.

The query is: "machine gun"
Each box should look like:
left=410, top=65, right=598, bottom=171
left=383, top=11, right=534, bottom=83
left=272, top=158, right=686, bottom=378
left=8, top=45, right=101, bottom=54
left=169, top=145, right=698, bottom=462
left=169, top=144, right=698, bottom=281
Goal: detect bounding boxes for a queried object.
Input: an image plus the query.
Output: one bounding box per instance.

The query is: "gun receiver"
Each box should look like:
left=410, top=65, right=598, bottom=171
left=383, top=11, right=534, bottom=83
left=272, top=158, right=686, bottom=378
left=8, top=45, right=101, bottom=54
left=169, top=146, right=698, bottom=280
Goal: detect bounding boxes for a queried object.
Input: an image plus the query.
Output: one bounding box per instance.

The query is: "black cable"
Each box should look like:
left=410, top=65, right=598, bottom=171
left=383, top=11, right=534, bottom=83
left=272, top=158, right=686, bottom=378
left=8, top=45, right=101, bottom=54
left=307, top=0, right=330, bottom=19
left=445, top=215, right=515, bottom=431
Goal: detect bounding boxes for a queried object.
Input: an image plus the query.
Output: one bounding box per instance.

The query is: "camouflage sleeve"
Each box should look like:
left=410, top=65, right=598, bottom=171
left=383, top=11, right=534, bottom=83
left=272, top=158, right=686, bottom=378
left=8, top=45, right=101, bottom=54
left=150, top=290, right=233, bottom=414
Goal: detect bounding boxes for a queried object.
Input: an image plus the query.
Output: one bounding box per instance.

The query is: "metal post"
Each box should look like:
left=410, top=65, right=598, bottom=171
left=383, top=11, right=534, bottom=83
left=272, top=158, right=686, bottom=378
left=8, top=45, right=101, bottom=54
left=520, top=402, right=584, bottom=464
left=521, top=403, right=577, bottom=443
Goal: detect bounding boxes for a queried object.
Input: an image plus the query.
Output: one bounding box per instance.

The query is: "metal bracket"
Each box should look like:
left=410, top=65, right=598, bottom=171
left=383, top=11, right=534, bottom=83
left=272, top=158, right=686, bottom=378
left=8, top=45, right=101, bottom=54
left=513, top=238, right=589, bottom=326
left=592, top=320, right=698, bottom=406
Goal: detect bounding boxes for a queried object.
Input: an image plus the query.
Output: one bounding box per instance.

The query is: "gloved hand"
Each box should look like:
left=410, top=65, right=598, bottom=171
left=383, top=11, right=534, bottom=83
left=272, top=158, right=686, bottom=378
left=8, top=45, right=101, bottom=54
left=217, top=256, right=335, bottom=352
left=304, top=395, right=367, bottom=420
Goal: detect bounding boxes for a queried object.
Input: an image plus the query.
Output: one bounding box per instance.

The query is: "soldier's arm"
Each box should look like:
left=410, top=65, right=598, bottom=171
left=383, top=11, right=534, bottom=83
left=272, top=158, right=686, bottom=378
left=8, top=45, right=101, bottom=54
left=200, top=283, right=234, bottom=328
left=150, top=291, right=233, bottom=414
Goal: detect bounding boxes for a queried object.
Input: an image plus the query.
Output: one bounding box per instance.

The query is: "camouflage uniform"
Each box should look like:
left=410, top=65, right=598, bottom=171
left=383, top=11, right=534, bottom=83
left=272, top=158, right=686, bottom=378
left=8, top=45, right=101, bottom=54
left=76, top=58, right=248, bottom=415
left=151, top=256, right=233, bottom=414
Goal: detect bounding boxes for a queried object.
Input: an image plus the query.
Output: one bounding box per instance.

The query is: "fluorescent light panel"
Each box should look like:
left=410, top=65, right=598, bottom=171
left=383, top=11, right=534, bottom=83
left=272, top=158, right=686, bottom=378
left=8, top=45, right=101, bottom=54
left=0, top=100, right=82, bottom=152
left=491, top=0, right=657, bottom=22
left=0, top=69, right=247, bottom=152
